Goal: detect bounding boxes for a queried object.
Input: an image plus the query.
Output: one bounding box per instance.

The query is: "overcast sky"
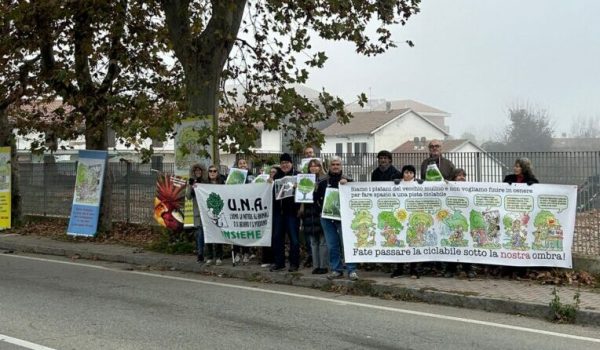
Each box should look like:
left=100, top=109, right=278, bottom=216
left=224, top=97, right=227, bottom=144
left=307, top=0, right=600, bottom=142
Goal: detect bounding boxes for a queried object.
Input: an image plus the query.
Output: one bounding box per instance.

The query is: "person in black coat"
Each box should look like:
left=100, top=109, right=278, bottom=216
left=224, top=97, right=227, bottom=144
left=270, top=153, right=301, bottom=272
left=371, top=150, right=401, bottom=181
left=299, top=159, right=328, bottom=274
left=503, top=158, right=539, bottom=185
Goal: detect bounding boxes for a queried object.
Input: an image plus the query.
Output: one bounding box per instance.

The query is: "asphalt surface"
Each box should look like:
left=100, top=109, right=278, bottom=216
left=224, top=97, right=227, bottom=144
left=1, top=253, right=599, bottom=350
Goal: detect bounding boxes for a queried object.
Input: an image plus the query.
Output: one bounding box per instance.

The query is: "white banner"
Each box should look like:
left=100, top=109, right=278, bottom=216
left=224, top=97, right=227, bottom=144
left=195, top=183, right=273, bottom=246
left=339, top=181, right=577, bottom=268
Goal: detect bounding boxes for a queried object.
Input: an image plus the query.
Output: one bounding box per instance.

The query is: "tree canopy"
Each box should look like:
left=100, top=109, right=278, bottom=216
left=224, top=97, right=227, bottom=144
left=3, top=0, right=421, bottom=157
left=157, top=0, right=422, bottom=158
left=483, top=106, right=554, bottom=152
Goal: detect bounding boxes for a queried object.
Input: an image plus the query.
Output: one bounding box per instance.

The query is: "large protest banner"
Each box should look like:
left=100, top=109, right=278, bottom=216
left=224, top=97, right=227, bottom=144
left=67, top=150, right=108, bottom=237
left=0, top=147, right=11, bottom=229
left=195, top=183, right=272, bottom=246
left=339, top=181, right=577, bottom=268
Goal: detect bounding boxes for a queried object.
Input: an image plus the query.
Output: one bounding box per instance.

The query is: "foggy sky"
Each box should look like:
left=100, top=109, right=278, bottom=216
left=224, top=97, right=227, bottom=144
left=307, top=0, right=600, bottom=142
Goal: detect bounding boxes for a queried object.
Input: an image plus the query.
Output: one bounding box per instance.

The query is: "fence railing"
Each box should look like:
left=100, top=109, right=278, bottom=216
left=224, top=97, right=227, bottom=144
left=18, top=151, right=600, bottom=257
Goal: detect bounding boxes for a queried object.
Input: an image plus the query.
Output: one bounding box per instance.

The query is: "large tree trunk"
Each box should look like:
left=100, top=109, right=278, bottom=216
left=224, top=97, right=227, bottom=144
left=185, top=61, right=221, bottom=165
left=161, top=0, right=246, bottom=164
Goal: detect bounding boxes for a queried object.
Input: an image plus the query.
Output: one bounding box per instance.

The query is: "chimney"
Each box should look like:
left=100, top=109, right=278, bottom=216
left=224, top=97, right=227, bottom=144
left=386, top=101, right=392, bottom=113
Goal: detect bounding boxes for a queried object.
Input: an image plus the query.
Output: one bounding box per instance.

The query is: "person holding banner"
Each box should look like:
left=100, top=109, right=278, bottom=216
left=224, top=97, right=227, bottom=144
left=301, top=145, right=316, bottom=266
left=371, top=150, right=401, bottom=182
left=420, top=140, right=455, bottom=181
left=186, top=164, right=206, bottom=263
left=204, top=164, right=224, bottom=265
left=391, top=165, right=423, bottom=279
left=299, top=159, right=329, bottom=274
left=270, top=153, right=301, bottom=272
left=500, top=158, right=539, bottom=279
left=503, top=158, right=539, bottom=185
left=260, top=166, right=281, bottom=268
left=448, top=168, right=476, bottom=279
left=232, top=157, right=256, bottom=264
left=317, top=156, right=358, bottom=281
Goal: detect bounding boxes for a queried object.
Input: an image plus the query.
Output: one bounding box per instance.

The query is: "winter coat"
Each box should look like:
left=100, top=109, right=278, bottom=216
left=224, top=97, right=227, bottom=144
left=420, top=156, right=456, bottom=180
left=273, top=167, right=300, bottom=215
left=316, top=171, right=352, bottom=209
left=371, top=165, right=401, bottom=181
left=301, top=175, right=323, bottom=237
left=185, top=176, right=203, bottom=227
left=503, top=174, right=539, bottom=185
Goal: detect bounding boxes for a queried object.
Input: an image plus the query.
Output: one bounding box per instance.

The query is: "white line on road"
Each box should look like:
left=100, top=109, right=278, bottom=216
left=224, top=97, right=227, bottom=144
left=0, top=334, right=57, bottom=350
left=4, top=253, right=600, bottom=344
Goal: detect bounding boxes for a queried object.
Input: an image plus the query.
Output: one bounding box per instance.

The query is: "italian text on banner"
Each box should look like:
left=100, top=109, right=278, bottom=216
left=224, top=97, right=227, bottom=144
left=339, top=181, right=577, bottom=268
left=0, top=147, right=11, bottom=229
left=195, top=183, right=273, bottom=246
left=67, top=150, right=108, bottom=237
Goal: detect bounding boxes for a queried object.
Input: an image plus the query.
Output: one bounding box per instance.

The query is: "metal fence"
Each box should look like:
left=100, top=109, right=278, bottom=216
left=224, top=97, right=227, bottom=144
left=18, top=151, right=600, bottom=257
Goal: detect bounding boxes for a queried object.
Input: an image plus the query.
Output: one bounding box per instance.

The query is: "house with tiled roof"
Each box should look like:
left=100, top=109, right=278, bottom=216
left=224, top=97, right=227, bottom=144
left=392, top=139, right=504, bottom=181
left=320, top=105, right=450, bottom=155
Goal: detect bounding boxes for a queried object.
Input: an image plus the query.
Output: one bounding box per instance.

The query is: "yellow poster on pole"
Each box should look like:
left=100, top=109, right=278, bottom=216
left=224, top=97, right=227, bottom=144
left=0, top=147, right=11, bottom=229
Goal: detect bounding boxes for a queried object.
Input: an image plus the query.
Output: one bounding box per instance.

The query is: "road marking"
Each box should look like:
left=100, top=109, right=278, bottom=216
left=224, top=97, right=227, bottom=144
left=4, top=254, right=600, bottom=344
left=0, top=334, right=57, bottom=350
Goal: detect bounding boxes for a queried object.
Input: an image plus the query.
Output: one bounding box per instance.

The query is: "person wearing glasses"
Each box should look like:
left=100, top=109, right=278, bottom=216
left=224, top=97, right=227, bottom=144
left=420, top=139, right=455, bottom=181
left=204, top=165, right=224, bottom=266
left=186, top=164, right=206, bottom=263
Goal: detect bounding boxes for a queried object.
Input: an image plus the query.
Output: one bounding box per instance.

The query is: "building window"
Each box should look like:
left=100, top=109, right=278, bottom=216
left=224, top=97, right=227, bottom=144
left=354, top=142, right=367, bottom=154
left=335, top=143, right=343, bottom=155
left=346, top=142, right=352, bottom=154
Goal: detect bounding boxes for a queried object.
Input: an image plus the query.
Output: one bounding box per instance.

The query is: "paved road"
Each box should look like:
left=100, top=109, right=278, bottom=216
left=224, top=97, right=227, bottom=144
left=1, top=253, right=599, bottom=350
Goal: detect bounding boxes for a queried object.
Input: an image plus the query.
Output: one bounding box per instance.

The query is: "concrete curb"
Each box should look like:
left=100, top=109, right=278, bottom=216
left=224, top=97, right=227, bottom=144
left=2, top=239, right=599, bottom=327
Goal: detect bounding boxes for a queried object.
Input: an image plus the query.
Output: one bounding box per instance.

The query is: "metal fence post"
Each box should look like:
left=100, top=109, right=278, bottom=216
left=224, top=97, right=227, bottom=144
left=476, top=152, right=482, bottom=182
left=42, top=162, right=47, bottom=217
left=126, top=162, right=131, bottom=223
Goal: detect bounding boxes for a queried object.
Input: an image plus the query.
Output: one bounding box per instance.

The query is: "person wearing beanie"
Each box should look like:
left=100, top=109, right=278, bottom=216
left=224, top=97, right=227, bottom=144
left=270, top=152, right=301, bottom=272
left=371, top=150, right=401, bottom=181
left=279, top=153, right=293, bottom=163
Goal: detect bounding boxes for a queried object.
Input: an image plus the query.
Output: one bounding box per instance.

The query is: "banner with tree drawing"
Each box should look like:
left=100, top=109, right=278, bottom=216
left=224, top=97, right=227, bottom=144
left=339, top=181, right=577, bottom=267
left=195, top=183, right=273, bottom=246
left=67, top=150, right=108, bottom=237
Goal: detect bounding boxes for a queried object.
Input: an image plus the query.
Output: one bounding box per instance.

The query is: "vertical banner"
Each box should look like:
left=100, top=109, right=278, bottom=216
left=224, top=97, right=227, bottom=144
left=195, top=183, right=273, bottom=246
left=0, top=147, right=11, bottom=229
left=174, top=118, right=208, bottom=227
left=67, top=150, right=108, bottom=237
left=339, top=181, right=577, bottom=267
left=153, top=173, right=186, bottom=233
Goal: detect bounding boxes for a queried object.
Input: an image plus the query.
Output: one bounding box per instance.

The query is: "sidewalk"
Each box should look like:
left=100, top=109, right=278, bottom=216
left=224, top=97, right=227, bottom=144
left=1, top=233, right=599, bottom=327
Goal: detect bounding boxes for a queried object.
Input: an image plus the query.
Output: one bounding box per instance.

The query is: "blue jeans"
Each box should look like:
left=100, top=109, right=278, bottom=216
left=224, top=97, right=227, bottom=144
left=272, top=212, right=300, bottom=268
left=321, top=218, right=356, bottom=273
left=195, top=226, right=204, bottom=258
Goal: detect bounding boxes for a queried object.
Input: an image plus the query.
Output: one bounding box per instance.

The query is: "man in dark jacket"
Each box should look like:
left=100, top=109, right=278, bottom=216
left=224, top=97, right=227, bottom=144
left=420, top=139, right=455, bottom=180
left=270, top=153, right=301, bottom=272
left=371, top=150, right=401, bottom=181
left=316, top=156, right=359, bottom=281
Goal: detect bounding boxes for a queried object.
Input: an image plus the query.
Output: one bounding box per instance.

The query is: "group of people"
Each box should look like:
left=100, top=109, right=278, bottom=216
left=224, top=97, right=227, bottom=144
left=186, top=139, right=540, bottom=281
